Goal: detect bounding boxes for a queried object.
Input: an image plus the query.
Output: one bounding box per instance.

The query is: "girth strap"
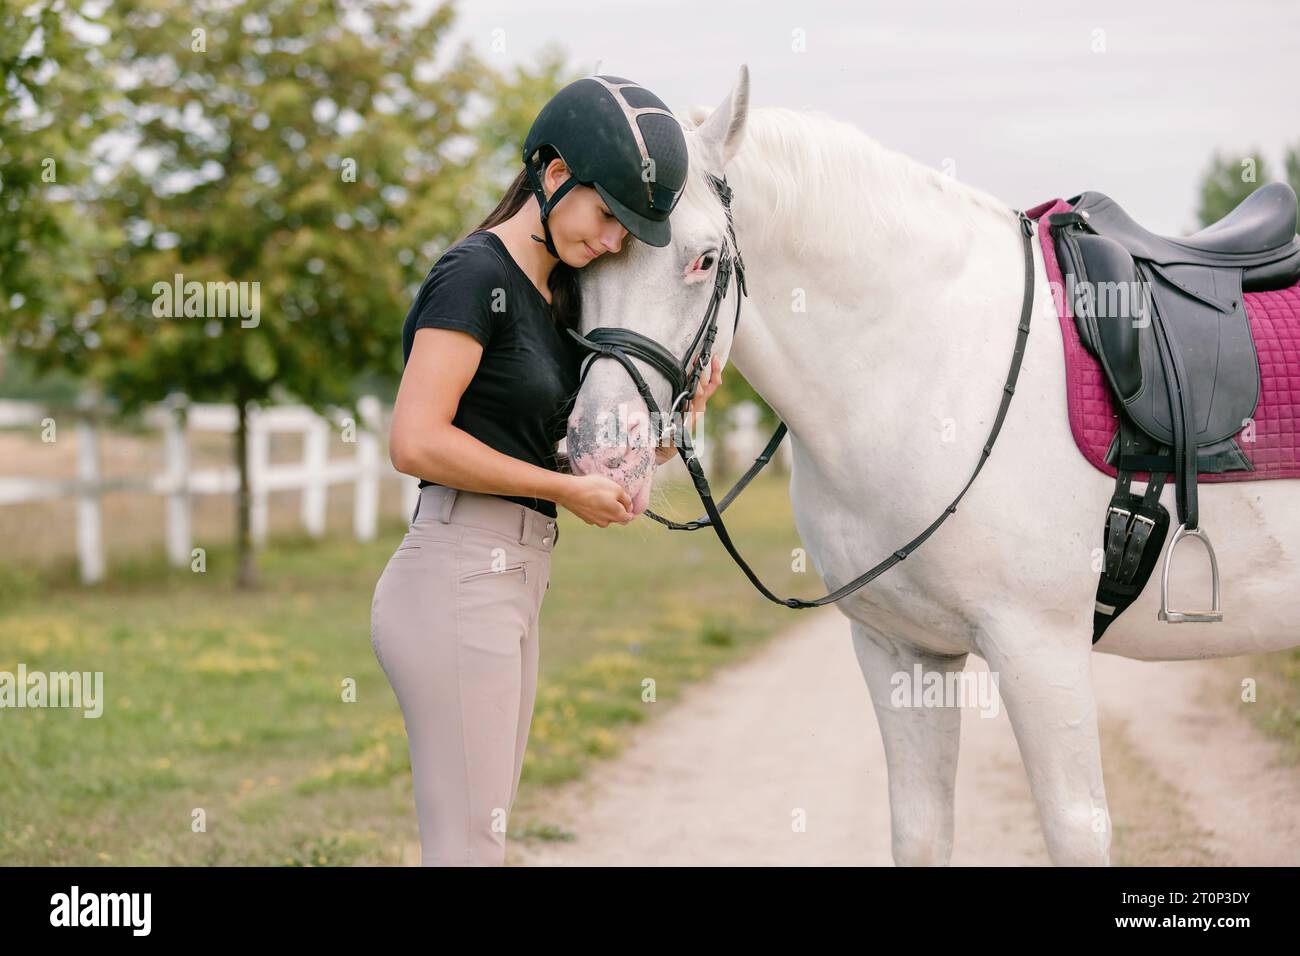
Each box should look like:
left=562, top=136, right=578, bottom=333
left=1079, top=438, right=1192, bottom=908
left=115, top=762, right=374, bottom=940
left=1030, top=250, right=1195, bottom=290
left=1091, top=417, right=1172, bottom=642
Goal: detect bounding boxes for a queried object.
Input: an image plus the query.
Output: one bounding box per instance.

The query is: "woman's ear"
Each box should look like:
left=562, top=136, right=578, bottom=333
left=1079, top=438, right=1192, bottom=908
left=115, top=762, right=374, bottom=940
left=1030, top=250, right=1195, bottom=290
left=543, top=157, right=571, bottom=198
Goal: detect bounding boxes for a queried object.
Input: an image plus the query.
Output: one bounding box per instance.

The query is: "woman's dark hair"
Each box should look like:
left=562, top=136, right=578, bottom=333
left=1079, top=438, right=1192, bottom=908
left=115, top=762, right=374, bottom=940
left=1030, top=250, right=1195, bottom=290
left=466, top=146, right=581, bottom=336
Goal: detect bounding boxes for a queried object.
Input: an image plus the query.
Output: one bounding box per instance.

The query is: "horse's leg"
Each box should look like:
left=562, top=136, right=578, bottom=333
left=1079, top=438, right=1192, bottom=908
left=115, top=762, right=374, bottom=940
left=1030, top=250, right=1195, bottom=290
left=850, top=619, right=966, bottom=866
left=976, top=628, right=1111, bottom=866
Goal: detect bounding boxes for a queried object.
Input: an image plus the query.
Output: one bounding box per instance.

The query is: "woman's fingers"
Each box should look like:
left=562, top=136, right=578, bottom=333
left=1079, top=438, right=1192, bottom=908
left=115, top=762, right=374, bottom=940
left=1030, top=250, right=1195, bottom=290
left=696, top=356, right=722, bottom=398
left=683, top=358, right=722, bottom=431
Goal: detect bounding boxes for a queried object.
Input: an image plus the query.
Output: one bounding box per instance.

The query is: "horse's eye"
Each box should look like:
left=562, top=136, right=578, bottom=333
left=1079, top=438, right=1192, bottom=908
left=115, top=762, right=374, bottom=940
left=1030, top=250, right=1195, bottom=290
left=698, top=253, right=715, bottom=271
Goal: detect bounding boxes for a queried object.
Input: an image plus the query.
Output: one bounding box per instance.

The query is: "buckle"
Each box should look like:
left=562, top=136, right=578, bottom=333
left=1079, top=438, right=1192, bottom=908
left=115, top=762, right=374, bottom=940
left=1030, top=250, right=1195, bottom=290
left=709, top=173, right=732, bottom=207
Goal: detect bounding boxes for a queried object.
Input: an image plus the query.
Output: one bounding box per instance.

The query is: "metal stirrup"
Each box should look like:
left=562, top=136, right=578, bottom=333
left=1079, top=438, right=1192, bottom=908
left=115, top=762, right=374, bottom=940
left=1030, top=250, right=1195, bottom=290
left=1157, top=523, right=1223, bottom=623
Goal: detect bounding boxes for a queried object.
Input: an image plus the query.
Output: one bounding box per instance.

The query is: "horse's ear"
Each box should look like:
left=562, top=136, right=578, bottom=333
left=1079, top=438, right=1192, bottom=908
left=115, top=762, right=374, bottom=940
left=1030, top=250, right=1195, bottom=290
left=694, top=64, right=749, bottom=168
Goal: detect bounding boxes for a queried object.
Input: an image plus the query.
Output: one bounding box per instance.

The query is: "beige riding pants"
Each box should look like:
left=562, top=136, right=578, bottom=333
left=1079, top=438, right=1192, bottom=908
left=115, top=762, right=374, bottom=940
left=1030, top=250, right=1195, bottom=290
left=370, top=484, right=557, bottom=866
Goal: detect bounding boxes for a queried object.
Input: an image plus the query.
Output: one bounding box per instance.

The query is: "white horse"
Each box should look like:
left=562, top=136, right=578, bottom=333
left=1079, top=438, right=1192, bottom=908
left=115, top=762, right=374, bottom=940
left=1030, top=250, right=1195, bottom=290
left=564, top=65, right=1300, bottom=865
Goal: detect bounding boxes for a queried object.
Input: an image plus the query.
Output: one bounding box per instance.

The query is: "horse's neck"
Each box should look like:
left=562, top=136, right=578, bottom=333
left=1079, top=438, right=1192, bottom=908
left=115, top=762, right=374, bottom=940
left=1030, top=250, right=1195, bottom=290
left=727, top=181, right=1024, bottom=494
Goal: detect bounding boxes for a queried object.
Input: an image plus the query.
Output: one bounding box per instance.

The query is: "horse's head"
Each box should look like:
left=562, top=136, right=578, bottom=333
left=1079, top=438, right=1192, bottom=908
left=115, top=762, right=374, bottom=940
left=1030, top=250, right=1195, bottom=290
left=565, top=65, right=751, bottom=516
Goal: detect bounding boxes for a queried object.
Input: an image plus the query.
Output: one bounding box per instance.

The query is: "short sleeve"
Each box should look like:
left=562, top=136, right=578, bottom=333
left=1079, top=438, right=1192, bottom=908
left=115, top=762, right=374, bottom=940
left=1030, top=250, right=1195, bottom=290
left=409, top=241, right=506, bottom=348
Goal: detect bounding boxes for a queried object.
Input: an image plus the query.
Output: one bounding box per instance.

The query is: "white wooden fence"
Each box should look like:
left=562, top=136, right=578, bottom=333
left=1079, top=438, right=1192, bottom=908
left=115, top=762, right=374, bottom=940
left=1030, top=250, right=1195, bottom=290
left=0, top=394, right=789, bottom=583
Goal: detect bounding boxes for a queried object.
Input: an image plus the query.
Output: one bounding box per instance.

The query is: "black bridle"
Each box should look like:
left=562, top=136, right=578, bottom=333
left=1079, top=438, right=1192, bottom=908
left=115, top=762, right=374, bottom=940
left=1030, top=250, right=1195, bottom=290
left=567, top=174, right=1039, bottom=609
left=568, top=173, right=747, bottom=451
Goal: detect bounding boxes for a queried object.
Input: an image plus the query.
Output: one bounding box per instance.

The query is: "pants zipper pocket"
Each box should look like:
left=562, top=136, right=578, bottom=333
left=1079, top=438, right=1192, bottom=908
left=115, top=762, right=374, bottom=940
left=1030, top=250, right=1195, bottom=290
left=460, top=563, right=528, bottom=584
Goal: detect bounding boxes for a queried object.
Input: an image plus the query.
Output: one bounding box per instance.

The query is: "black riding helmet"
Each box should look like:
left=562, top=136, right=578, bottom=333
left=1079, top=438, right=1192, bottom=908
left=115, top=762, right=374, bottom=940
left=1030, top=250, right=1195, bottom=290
left=522, top=75, right=689, bottom=258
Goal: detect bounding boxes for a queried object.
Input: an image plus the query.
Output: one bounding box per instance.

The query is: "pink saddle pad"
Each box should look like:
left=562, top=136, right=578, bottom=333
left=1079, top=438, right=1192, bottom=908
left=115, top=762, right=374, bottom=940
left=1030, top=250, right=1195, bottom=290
left=1026, top=198, right=1300, bottom=481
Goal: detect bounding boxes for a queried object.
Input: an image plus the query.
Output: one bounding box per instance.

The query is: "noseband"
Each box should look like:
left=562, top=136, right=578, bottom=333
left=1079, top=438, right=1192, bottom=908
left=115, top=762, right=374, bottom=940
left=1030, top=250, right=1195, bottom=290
left=566, top=173, right=747, bottom=449
left=565, top=171, right=1040, bottom=610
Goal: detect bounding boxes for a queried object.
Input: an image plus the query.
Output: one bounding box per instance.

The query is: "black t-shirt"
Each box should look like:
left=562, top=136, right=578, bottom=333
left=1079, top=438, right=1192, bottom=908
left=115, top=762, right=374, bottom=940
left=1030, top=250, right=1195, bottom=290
left=401, top=229, right=580, bottom=519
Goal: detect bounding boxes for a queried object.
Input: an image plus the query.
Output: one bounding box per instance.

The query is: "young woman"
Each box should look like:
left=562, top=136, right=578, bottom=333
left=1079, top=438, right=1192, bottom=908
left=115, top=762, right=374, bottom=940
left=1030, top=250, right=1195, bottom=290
left=370, top=75, right=722, bottom=866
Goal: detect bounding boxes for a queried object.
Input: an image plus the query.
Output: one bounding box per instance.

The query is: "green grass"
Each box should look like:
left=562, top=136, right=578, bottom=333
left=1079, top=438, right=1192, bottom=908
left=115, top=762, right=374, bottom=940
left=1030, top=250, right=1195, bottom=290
left=0, top=472, right=815, bottom=865
left=1217, top=648, right=1300, bottom=764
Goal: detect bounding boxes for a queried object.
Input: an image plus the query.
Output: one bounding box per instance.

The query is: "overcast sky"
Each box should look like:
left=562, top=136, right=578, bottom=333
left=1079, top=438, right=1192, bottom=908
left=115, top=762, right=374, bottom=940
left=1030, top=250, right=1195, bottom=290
left=428, top=0, right=1300, bottom=234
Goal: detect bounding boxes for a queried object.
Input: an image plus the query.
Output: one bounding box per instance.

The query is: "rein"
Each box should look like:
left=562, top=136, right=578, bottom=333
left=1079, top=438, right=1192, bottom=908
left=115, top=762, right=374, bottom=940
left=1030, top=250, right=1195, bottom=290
left=569, top=178, right=1038, bottom=608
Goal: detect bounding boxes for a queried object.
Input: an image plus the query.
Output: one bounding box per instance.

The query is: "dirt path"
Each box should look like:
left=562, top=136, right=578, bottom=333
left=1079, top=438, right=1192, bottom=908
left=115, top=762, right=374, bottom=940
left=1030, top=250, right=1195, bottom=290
left=509, top=608, right=1300, bottom=866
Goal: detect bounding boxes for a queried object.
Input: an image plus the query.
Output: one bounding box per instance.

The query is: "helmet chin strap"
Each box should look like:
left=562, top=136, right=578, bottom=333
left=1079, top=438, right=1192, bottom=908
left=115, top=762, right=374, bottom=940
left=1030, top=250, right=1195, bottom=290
left=524, top=160, right=581, bottom=260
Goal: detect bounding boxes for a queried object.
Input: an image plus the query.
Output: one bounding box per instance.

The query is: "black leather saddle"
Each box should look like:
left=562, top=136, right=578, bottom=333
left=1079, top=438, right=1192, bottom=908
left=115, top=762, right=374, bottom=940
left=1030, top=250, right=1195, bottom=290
left=1047, top=182, right=1300, bottom=639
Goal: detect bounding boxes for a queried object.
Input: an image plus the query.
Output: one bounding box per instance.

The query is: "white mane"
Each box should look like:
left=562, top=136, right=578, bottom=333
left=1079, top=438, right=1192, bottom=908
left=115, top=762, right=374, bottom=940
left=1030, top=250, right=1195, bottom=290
left=688, top=105, right=1014, bottom=261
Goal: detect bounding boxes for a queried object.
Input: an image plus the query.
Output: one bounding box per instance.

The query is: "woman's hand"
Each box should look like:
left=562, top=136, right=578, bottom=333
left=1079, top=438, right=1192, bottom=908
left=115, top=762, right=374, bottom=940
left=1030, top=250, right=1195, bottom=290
left=655, top=355, right=723, bottom=464
left=557, top=473, right=634, bottom=526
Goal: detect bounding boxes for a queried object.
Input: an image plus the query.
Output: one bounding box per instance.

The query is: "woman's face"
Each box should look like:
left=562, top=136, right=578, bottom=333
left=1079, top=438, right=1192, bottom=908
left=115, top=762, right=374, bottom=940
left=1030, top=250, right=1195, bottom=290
left=542, top=159, right=629, bottom=266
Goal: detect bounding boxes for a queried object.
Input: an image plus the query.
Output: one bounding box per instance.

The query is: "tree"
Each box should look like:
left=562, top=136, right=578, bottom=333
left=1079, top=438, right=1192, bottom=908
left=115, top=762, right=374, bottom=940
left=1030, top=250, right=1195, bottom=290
left=0, top=1, right=115, bottom=393
left=465, top=42, right=573, bottom=214
left=1196, top=149, right=1274, bottom=227
left=8, top=0, right=567, bottom=587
